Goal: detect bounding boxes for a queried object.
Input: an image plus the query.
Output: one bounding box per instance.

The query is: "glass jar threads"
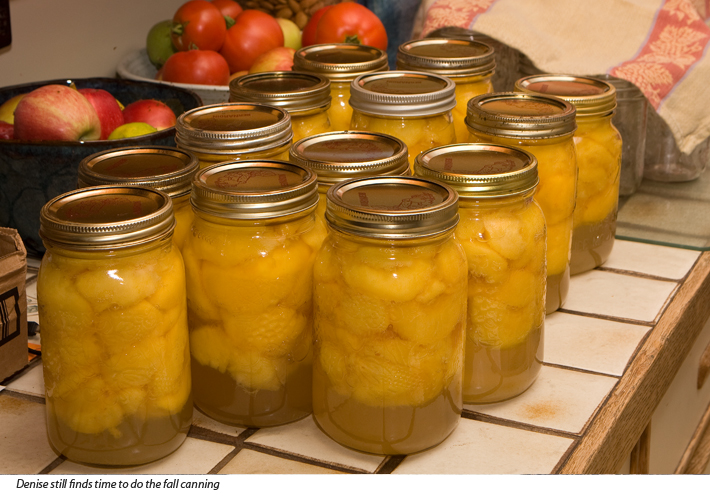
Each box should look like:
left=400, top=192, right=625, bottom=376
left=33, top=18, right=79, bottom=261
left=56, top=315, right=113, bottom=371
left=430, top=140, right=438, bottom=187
left=77, top=146, right=199, bottom=250
left=183, top=160, right=321, bottom=427
left=293, top=43, right=389, bottom=132
left=175, top=103, right=292, bottom=169
left=466, top=92, right=577, bottom=313
left=515, top=75, right=622, bottom=275
left=397, top=38, right=495, bottom=141
left=349, top=71, right=458, bottom=168
left=37, top=186, right=192, bottom=466
left=313, top=176, right=467, bottom=455
left=414, top=143, right=545, bottom=403
left=229, top=71, right=333, bottom=143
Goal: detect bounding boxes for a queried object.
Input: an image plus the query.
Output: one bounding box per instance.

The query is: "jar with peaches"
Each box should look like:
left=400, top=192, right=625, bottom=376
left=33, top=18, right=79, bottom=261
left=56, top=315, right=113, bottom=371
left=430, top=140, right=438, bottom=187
left=313, top=176, right=467, bottom=454
left=37, top=186, right=192, bottom=466
left=293, top=43, right=388, bottom=132
left=77, top=146, right=199, bottom=250
left=515, top=75, right=621, bottom=274
left=466, top=93, right=577, bottom=313
left=183, top=160, right=322, bottom=427
left=397, top=38, right=495, bottom=141
left=175, top=103, right=292, bottom=169
left=230, top=71, right=333, bottom=143
left=414, top=143, right=545, bottom=403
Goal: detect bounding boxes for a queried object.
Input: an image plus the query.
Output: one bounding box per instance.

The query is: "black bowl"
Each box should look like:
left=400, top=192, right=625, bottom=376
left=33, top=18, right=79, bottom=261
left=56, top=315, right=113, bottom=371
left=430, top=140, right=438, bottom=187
left=0, top=77, right=203, bottom=256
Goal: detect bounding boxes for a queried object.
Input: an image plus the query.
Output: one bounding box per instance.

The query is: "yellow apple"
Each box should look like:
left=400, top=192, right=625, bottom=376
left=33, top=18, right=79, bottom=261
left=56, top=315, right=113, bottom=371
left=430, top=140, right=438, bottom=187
left=0, top=94, right=26, bottom=125
left=108, top=122, right=157, bottom=140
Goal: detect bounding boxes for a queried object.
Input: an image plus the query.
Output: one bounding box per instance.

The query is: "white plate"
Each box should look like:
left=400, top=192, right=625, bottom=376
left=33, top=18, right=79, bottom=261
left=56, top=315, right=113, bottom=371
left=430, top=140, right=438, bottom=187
left=117, top=49, right=229, bottom=105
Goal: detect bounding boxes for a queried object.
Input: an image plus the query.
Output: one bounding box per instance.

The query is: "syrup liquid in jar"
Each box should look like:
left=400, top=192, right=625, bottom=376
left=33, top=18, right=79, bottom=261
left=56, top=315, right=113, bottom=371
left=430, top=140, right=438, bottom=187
left=467, top=93, right=577, bottom=313
left=38, top=186, right=192, bottom=466
left=183, top=160, right=323, bottom=427
left=313, top=176, right=467, bottom=454
left=293, top=43, right=389, bottom=132
left=414, top=144, right=545, bottom=403
left=516, top=75, right=621, bottom=274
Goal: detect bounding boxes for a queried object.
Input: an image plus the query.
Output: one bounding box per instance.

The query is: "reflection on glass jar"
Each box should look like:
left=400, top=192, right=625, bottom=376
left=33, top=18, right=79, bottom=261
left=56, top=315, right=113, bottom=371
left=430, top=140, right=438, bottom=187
left=467, top=93, right=577, bottom=313
left=313, top=177, right=466, bottom=455
left=38, top=186, right=191, bottom=466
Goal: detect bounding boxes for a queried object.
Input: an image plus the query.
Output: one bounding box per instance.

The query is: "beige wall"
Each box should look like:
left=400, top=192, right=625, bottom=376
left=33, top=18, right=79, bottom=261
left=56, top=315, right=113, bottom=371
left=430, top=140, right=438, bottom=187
left=0, top=0, right=180, bottom=88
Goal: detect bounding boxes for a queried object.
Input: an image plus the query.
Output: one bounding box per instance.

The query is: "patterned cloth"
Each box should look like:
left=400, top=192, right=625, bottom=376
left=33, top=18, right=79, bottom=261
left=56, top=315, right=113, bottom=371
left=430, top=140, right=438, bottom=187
left=414, top=0, right=710, bottom=155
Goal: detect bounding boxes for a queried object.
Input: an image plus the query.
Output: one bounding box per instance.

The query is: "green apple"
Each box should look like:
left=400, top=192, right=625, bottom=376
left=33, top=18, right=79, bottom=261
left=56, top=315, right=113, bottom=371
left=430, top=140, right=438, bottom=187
left=276, top=18, right=302, bottom=51
left=146, top=20, right=177, bottom=70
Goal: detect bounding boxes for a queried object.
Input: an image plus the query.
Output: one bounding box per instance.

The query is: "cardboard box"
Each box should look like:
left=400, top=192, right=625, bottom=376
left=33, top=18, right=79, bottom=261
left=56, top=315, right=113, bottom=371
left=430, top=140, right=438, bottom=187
left=0, top=227, right=28, bottom=383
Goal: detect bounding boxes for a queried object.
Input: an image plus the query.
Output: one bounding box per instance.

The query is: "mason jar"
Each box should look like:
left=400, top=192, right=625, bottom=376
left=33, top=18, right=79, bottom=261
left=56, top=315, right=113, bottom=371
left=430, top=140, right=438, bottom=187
left=515, top=75, right=622, bottom=274
left=77, top=146, right=199, bottom=250
left=175, top=103, right=292, bottom=168
left=37, top=186, right=192, bottom=466
left=293, top=43, right=389, bottom=132
left=466, top=92, right=577, bottom=313
left=183, top=160, right=322, bottom=427
left=313, top=176, right=467, bottom=455
left=397, top=38, right=495, bottom=141
left=414, top=143, right=545, bottom=403
left=230, top=71, right=333, bottom=143
left=349, top=71, right=458, bottom=169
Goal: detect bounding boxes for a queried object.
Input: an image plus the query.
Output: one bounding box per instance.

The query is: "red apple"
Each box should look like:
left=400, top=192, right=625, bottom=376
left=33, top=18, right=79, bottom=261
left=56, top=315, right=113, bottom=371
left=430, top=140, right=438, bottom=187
left=0, top=121, right=13, bottom=140
left=14, top=85, right=101, bottom=141
left=122, top=99, right=176, bottom=131
left=78, top=88, right=124, bottom=140
left=248, top=47, right=295, bottom=74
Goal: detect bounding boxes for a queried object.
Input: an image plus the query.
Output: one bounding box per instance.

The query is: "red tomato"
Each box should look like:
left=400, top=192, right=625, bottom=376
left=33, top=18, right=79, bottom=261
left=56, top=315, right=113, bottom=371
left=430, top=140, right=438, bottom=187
left=315, top=3, right=387, bottom=50
left=172, top=0, right=227, bottom=52
left=210, top=0, right=243, bottom=28
left=219, top=10, right=284, bottom=73
left=301, top=5, right=332, bottom=47
left=161, top=50, right=231, bottom=86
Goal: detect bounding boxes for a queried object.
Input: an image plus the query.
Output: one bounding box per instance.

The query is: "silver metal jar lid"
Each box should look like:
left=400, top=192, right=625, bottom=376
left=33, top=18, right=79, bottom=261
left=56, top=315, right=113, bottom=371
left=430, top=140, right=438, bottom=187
left=39, top=186, right=175, bottom=251
left=591, top=74, right=645, bottom=101
left=515, top=74, right=617, bottom=117
left=466, top=92, right=577, bottom=139
left=191, top=160, right=319, bottom=220
left=292, top=43, right=389, bottom=82
left=229, top=72, right=331, bottom=114
left=77, top=146, right=199, bottom=198
left=175, top=102, right=292, bottom=155
left=350, top=71, right=456, bottom=118
left=396, top=38, right=496, bottom=78
left=326, top=176, right=459, bottom=239
left=289, top=131, right=409, bottom=187
left=414, top=143, right=538, bottom=197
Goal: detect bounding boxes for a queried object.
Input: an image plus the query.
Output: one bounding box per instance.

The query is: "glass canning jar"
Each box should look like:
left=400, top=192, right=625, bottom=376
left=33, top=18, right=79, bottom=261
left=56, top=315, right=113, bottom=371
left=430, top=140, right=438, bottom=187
left=293, top=43, right=389, bottom=132
left=466, top=92, right=577, bottom=313
left=516, top=75, right=622, bottom=274
left=414, top=143, right=545, bottom=403
left=175, top=103, right=293, bottom=168
left=37, top=186, right=192, bottom=466
left=230, top=71, right=333, bottom=143
left=183, top=160, right=323, bottom=427
left=313, top=176, right=467, bottom=455
left=77, top=146, right=199, bottom=250
left=349, top=71, right=458, bottom=169
left=397, top=38, right=495, bottom=141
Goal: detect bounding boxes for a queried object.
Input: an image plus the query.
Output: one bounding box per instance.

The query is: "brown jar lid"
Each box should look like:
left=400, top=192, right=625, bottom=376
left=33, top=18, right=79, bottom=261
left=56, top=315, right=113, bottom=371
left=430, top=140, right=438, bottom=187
left=229, top=71, right=331, bottom=114
left=396, top=38, right=496, bottom=77
left=515, top=74, right=616, bottom=117
left=293, top=43, right=389, bottom=82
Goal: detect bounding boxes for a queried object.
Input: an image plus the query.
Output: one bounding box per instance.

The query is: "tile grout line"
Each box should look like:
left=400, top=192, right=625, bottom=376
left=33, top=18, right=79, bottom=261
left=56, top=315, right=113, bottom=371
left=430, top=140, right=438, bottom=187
left=375, top=455, right=406, bottom=474
left=596, top=266, right=683, bottom=283
left=556, top=308, right=657, bottom=328
left=1, top=388, right=45, bottom=405
left=38, top=456, right=65, bottom=475
left=242, top=441, right=367, bottom=474
left=541, top=362, right=623, bottom=380
left=461, top=410, right=582, bottom=440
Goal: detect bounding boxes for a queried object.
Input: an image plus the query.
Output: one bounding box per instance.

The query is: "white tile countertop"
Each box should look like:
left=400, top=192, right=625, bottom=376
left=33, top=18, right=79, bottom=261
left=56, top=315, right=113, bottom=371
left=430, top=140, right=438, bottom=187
left=0, top=238, right=706, bottom=474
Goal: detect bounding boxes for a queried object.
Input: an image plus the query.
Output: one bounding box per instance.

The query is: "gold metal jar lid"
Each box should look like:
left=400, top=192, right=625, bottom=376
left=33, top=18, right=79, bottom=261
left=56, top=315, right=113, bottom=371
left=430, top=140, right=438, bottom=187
left=514, top=74, right=617, bottom=117
left=396, top=38, right=496, bottom=77
left=466, top=92, right=577, bottom=139
left=175, top=103, right=292, bottom=155
left=229, top=72, right=331, bottom=114
left=77, top=146, right=199, bottom=198
left=414, top=143, right=538, bottom=197
left=39, top=186, right=175, bottom=250
left=350, top=71, right=456, bottom=117
left=289, top=131, right=409, bottom=187
left=326, top=176, right=459, bottom=239
left=191, top=160, right=318, bottom=220
left=292, top=43, right=389, bottom=82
